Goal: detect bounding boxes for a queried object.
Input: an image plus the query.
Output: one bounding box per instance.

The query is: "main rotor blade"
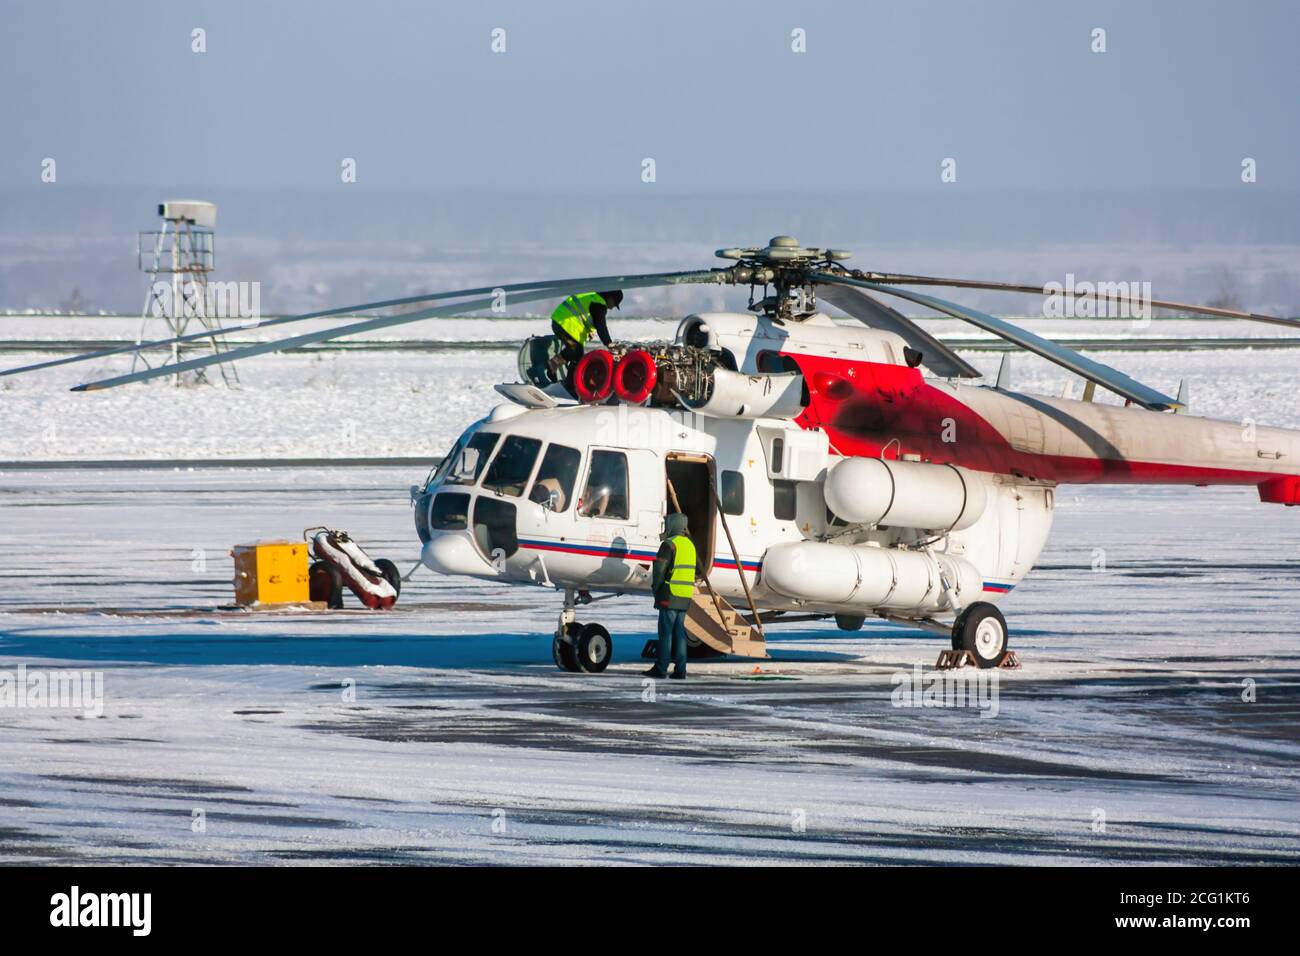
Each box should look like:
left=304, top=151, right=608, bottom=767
left=814, top=274, right=1181, bottom=410
left=72, top=271, right=722, bottom=391
left=2, top=268, right=720, bottom=379
left=862, top=272, right=1300, bottom=329
left=817, top=283, right=981, bottom=379
left=1, top=286, right=515, bottom=379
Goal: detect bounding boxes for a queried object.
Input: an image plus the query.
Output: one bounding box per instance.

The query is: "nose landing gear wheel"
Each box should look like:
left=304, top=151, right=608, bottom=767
left=553, top=622, right=582, bottom=672
left=575, top=623, right=612, bottom=673
left=952, top=602, right=1008, bottom=669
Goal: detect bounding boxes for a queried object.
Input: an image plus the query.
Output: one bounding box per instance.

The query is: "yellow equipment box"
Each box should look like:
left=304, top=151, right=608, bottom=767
left=231, top=540, right=310, bottom=606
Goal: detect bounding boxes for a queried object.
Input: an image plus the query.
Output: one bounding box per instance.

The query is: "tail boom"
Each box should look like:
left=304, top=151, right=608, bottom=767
left=787, top=352, right=1300, bottom=504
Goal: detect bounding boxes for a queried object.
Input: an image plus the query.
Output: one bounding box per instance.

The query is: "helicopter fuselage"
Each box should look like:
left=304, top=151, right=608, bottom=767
left=412, top=311, right=1300, bottom=632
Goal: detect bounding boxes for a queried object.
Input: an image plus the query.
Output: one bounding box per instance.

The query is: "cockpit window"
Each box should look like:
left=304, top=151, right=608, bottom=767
left=529, top=443, right=581, bottom=512
left=444, top=432, right=500, bottom=486
left=578, top=450, right=629, bottom=520
left=430, top=492, right=470, bottom=530
left=428, top=440, right=462, bottom=486
left=482, top=435, right=542, bottom=497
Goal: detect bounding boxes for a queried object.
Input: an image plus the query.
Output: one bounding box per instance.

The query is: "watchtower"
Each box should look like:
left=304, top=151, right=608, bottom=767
left=133, top=200, right=238, bottom=385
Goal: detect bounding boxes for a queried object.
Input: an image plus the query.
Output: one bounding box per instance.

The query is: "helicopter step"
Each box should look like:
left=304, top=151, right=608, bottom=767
left=686, top=587, right=768, bottom=659
left=637, top=589, right=769, bottom=661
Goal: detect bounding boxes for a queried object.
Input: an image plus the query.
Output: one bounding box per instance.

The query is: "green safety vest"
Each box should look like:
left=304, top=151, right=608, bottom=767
left=667, top=534, right=697, bottom=600
left=551, top=292, right=607, bottom=344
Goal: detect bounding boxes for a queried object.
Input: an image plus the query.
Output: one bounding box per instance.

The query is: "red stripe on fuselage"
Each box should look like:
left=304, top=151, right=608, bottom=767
left=784, top=352, right=1287, bottom=486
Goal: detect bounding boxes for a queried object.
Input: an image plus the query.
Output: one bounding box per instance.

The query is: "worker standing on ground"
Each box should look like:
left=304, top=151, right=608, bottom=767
left=645, top=512, right=696, bottom=680
left=548, top=290, right=624, bottom=388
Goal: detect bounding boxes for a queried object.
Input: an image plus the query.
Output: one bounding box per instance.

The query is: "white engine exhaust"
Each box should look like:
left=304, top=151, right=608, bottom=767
left=683, top=369, right=806, bottom=420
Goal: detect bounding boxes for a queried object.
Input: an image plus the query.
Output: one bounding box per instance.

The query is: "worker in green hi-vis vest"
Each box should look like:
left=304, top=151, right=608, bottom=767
left=548, top=290, right=624, bottom=388
left=645, top=512, right=697, bottom=680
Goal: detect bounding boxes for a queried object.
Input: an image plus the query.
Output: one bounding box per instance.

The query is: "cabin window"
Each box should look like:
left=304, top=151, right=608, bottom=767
left=720, top=470, right=745, bottom=515
left=445, top=432, right=500, bottom=486
left=482, top=435, right=542, bottom=497
left=529, top=443, right=582, bottom=512
left=430, top=492, right=470, bottom=530
left=578, top=450, right=629, bottom=520
left=773, top=479, right=797, bottom=521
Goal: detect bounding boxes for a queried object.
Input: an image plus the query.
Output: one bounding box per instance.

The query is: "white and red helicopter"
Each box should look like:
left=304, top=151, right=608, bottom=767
left=9, top=236, right=1299, bottom=671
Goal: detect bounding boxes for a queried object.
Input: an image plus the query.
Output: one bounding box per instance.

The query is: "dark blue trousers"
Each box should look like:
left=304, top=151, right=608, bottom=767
left=655, top=606, right=688, bottom=676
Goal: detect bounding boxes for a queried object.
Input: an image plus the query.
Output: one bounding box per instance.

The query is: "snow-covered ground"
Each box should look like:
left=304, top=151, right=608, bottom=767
left=2, top=316, right=1298, bottom=461
left=0, top=468, right=1298, bottom=864
left=1, top=317, right=1298, bottom=864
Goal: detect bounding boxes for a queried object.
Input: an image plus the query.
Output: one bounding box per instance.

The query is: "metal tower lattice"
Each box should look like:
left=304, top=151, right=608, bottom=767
left=133, top=200, right=238, bottom=386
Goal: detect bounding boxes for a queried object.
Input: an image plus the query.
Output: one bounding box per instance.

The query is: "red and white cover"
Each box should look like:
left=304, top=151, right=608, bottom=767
left=310, top=530, right=397, bottom=609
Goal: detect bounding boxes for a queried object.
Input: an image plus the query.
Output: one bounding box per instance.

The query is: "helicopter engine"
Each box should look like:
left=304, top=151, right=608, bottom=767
left=569, top=341, right=806, bottom=420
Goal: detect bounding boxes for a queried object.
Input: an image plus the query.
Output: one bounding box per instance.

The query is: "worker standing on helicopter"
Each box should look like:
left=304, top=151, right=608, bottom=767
left=548, top=290, right=623, bottom=388
left=645, top=512, right=696, bottom=681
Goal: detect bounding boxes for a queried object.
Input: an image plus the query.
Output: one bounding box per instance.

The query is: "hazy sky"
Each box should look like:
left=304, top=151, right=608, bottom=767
left=2, top=0, right=1296, bottom=194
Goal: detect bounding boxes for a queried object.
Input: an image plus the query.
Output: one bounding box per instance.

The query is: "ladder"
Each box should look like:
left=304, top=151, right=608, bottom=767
left=687, top=580, right=768, bottom=658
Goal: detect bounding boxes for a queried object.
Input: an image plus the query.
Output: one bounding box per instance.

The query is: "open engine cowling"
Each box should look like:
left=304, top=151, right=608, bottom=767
left=824, top=457, right=987, bottom=532
left=564, top=340, right=807, bottom=419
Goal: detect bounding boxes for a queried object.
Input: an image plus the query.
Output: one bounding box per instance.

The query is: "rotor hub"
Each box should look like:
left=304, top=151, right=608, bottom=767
left=716, top=236, right=852, bottom=269
left=715, top=237, right=852, bottom=318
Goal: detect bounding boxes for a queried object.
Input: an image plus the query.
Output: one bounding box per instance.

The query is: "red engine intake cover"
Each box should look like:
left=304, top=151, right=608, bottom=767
left=574, top=350, right=614, bottom=403
left=613, top=349, right=658, bottom=405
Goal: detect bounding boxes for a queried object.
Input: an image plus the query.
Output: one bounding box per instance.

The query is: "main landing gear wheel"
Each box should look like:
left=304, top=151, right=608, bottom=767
left=952, top=602, right=1008, bottom=669
left=553, top=622, right=581, bottom=672
left=575, top=623, right=612, bottom=673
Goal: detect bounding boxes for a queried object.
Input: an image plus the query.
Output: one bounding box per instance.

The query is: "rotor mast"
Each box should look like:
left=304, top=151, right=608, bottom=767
left=714, top=235, right=853, bottom=320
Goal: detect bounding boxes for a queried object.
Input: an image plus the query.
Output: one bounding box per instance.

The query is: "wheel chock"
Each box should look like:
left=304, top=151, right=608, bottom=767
left=934, top=649, right=1022, bottom=670
left=935, top=649, right=976, bottom=670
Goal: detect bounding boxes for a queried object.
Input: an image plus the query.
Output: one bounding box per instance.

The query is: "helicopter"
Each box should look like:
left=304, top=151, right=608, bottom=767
left=7, top=236, right=1299, bottom=671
